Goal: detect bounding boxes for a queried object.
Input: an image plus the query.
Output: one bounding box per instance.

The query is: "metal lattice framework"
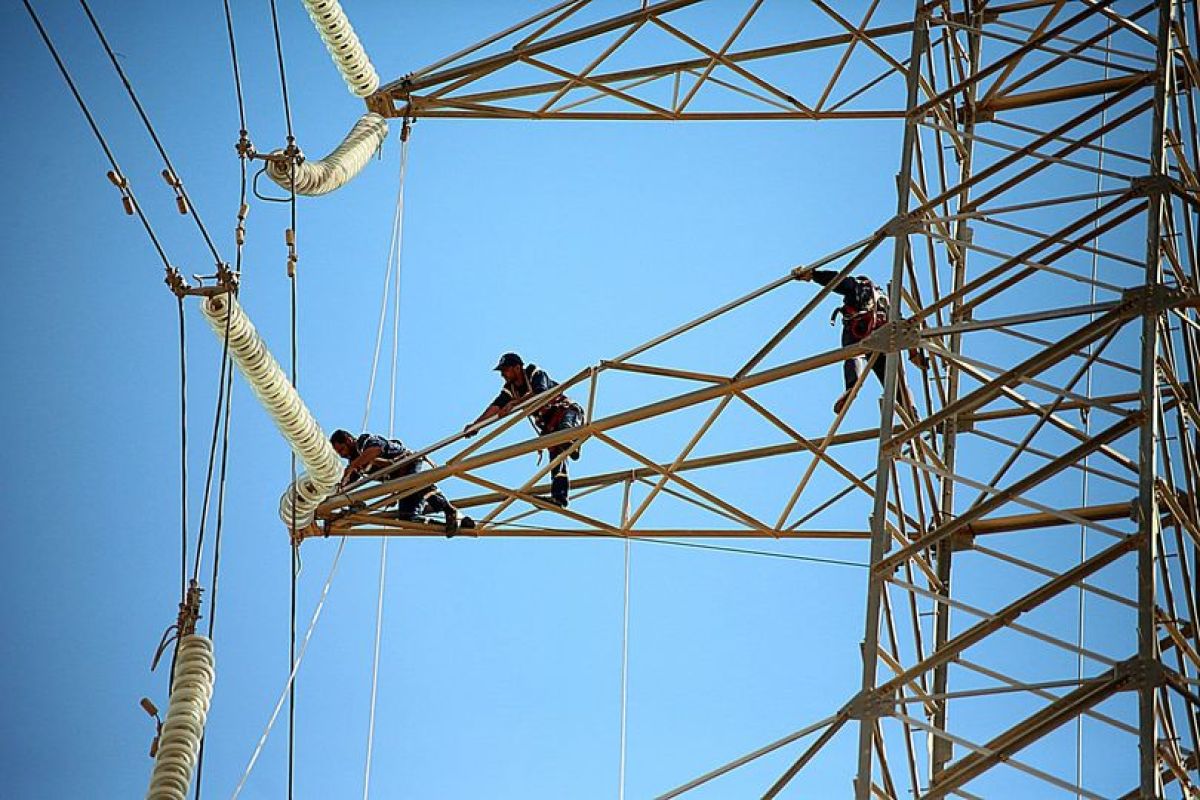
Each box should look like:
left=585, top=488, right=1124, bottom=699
left=312, top=1, right=1200, bottom=797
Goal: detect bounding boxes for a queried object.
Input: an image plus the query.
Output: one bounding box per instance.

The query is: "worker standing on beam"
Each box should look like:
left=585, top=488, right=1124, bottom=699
left=795, top=268, right=925, bottom=414
left=463, top=352, right=584, bottom=508
left=331, top=429, right=467, bottom=536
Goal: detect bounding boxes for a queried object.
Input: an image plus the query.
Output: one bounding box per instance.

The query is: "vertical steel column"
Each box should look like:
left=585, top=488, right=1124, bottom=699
left=854, top=5, right=929, bottom=798
left=1137, top=2, right=1174, bottom=797
left=930, top=0, right=984, bottom=781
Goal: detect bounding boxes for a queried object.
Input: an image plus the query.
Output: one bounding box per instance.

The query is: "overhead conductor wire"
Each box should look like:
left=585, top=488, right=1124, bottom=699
left=262, top=0, right=301, bottom=795
left=78, top=0, right=225, bottom=268
left=192, top=0, right=255, bottom=795
left=20, top=1, right=174, bottom=273
left=22, top=0, right=194, bottom=672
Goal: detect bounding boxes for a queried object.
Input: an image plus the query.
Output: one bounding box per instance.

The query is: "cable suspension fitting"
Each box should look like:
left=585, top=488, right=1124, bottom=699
left=264, top=113, right=388, bottom=197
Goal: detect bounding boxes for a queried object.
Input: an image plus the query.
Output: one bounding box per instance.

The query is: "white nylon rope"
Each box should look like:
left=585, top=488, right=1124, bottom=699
left=363, top=133, right=410, bottom=799
left=618, top=478, right=633, bottom=800
left=144, top=635, right=216, bottom=800
left=1076, top=33, right=1113, bottom=799
left=618, top=534, right=632, bottom=800
left=265, top=112, right=388, bottom=197
left=231, top=536, right=347, bottom=799
left=200, top=293, right=342, bottom=528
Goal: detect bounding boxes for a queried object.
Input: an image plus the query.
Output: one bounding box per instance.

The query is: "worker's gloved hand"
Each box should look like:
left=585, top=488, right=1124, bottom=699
left=908, top=349, right=928, bottom=369
left=339, top=468, right=360, bottom=489
left=792, top=266, right=814, bottom=282
left=463, top=424, right=478, bottom=438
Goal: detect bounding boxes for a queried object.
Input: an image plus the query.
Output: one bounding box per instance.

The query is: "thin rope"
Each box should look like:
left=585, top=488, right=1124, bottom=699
left=362, top=541, right=388, bottom=800
left=496, top=520, right=869, bottom=568
left=231, top=536, right=347, bottom=799
left=361, top=134, right=410, bottom=431
left=364, top=128, right=410, bottom=800
left=78, top=0, right=224, bottom=265
left=618, top=534, right=632, bottom=800
left=1076, top=31, right=1112, bottom=799
left=22, top=0, right=173, bottom=272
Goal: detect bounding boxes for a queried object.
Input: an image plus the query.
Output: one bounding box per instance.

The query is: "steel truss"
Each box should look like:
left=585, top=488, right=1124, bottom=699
left=318, top=1, right=1200, bottom=797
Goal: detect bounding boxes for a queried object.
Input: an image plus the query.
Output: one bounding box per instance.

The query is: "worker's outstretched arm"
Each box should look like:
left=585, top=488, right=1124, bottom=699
left=464, top=404, right=504, bottom=437
left=801, top=268, right=858, bottom=300
left=341, top=445, right=383, bottom=485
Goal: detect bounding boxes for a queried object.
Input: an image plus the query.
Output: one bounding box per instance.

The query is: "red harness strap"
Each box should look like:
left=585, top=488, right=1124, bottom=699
left=841, top=307, right=886, bottom=342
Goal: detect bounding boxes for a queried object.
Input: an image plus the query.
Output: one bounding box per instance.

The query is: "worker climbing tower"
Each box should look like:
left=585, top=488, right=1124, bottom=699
left=297, top=1, right=1200, bottom=797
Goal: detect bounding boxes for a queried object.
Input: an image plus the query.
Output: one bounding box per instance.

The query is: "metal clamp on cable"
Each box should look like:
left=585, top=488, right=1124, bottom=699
left=164, top=265, right=239, bottom=299
left=149, top=580, right=205, bottom=672
left=160, top=169, right=188, bottom=215
left=106, top=170, right=135, bottom=216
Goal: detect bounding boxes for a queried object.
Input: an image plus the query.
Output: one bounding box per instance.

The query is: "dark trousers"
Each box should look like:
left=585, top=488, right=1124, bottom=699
left=544, top=405, right=584, bottom=479
left=389, top=460, right=445, bottom=518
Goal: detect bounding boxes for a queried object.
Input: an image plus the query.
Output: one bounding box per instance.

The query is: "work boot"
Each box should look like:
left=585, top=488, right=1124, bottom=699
left=550, top=475, right=570, bottom=508
left=424, top=492, right=460, bottom=537
left=833, top=391, right=852, bottom=415
left=569, top=444, right=581, bottom=461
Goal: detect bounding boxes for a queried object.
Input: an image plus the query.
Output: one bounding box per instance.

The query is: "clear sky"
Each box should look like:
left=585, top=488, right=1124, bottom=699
left=0, top=2, right=1148, bottom=798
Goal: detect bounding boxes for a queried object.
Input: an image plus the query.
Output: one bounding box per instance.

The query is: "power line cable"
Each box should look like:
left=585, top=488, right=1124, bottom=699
left=192, top=1, right=253, bottom=793
left=77, top=0, right=225, bottom=266
left=21, top=0, right=173, bottom=272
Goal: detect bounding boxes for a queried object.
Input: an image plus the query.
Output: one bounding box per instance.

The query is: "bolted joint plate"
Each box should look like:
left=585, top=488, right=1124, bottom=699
left=847, top=688, right=896, bottom=721
left=1116, top=656, right=1168, bottom=690
left=1121, top=283, right=1193, bottom=316
left=1130, top=173, right=1180, bottom=198
left=878, top=213, right=925, bottom=238
left=862, top=318, right=922, bottom=354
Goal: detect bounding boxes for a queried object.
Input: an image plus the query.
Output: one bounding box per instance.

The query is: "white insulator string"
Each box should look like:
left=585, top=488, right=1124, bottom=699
left=364, top=125, right=411, bottom=800
left=199, top=293, right=341, bottom=528
left=145, top=635, right=215, bottom=800
left=266, top=113, right=388, bottom=197
left=300, top=0, right=379, bottom=97
left=232, top=536, right=347, bottom=799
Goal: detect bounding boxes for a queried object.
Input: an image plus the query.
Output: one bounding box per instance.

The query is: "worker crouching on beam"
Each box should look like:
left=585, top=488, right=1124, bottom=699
left=331, top=429, right=469, bottom=536
left=795, top=268, right=925, bottom=414
left=464, top=352, right=584, bottom=508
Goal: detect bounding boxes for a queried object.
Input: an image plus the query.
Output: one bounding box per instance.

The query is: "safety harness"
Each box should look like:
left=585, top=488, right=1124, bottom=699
left=831, top=276, right=889, bottom=342
left=506, top=365, right=582, bottom=434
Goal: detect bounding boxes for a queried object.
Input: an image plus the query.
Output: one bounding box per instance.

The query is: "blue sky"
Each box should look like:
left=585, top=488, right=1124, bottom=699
left=0, top=2, right=1154, bottom=798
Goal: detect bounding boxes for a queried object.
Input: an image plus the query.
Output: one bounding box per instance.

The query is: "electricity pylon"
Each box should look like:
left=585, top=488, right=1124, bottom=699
left=317, top=2, right=1200, bottom=796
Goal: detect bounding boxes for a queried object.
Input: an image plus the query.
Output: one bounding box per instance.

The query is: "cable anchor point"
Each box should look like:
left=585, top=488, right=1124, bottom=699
left=149, top=580, right=205, bottom=672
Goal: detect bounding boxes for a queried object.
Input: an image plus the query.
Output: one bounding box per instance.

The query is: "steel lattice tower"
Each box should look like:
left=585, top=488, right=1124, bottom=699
left=309, top=2, right=1200, bottom=796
